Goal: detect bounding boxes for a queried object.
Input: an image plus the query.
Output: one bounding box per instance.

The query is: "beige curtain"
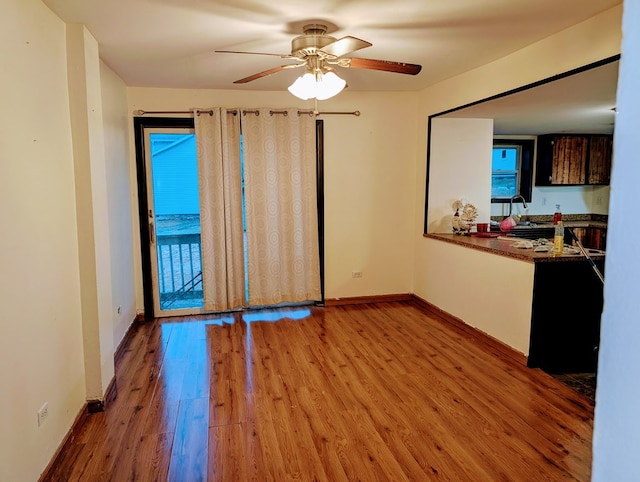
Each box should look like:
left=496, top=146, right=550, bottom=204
left=195, top=108, right=245, bottom=311
left=242, top=108, right=322, bottom=306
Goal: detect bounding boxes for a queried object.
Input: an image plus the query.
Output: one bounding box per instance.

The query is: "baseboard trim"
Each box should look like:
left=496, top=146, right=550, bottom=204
left=114, top=314, right=144, bottom=368
left=87, top=374, right=118, bottom=413
left=411, top=294, right=527, bottom=367
left=323, top=293, right=413, bottom=306
left=40, top=313, right=137, bottom=479
left=38, top=403, right=89, bottom=481
left=85, top=314, right=140, bottom=415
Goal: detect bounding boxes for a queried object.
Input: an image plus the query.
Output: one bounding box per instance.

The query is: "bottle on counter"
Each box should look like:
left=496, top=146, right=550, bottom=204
left=554, top=221, right=564, bottom=256
left=553, top=204, right=562, bottom=225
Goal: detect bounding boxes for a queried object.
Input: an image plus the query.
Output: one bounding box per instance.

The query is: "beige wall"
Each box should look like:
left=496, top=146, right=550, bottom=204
left=66, top=24, right=116, bottom=399
left=0, top=3, right=135, bottom=480
left=101, top=61, right=137, bottom=347
left=421, top=241, right=535, bottom=355
left=413, top=5, right=622, bottom=314
left=127, top=89, right=417, bottom=302
left=0, top=1, right=625, bottom=480
left=0, top=1, right=86, bottom=481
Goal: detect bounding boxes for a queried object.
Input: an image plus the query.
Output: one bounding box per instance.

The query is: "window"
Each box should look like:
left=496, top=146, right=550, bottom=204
left=491, top=138, right=534, bottom=203
left=492, top=144, right=520, bottom=199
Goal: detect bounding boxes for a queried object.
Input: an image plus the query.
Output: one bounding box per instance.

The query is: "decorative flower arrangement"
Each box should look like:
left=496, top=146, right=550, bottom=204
left=452, top=199, right=479, bottom=235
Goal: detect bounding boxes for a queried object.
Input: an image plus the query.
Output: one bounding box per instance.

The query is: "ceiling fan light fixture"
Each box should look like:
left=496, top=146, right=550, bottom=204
left=288, top=70, right=346, bottom=101
left=288, top=72, right=317, bottom=100
left=315, top=71, right=346, bottom=100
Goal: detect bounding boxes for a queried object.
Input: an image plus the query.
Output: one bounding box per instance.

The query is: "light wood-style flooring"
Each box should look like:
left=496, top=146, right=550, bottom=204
left=42, top=301, right=594, bottom=481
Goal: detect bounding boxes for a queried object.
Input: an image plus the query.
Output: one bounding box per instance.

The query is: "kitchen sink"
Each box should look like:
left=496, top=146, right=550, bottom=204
left=508, top=226, right=556, bottom=239
left=492, top=224, right=555, bottom=239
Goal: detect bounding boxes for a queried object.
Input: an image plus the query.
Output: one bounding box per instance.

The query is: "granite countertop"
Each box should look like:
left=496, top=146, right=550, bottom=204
left=425, top=233, right=606, bottom=263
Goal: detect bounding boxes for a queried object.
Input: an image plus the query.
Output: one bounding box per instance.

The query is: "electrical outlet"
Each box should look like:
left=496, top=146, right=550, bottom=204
left=542, top=197, right=547, bottom=206
left=37, top=402, right=49, bottom=427
left=352, top=271, right=363, bottom=278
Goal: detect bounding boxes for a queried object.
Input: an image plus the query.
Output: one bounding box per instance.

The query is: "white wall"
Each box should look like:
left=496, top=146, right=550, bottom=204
left=592, top=0, right=640, bottom=478
left=492, top=185, right=611, bottom=218
left=0, top=1, right=86, bottom=480
left=427, top=118, right=493, bottom=232
left=127, top=89, right=417, bottom=302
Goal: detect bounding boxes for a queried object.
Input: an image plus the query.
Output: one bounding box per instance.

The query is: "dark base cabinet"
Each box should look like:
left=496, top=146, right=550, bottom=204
left=527, top=260, right=604, bottom=374
left=568, top=226, right=607, bottom=251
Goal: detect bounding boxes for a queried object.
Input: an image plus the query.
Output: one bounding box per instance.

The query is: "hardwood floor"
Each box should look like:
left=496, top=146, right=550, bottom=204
left=42, top=301, right=594, bottom=481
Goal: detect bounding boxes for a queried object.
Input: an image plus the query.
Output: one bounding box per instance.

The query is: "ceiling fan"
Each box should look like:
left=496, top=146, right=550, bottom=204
left=215, top=24, right=422, bottom=99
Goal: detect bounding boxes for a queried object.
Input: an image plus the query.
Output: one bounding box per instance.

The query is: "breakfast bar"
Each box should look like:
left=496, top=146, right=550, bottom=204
left=425, top=232, right=604, bottom=373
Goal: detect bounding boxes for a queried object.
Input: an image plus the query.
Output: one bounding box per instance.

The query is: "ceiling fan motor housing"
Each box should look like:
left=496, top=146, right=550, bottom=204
left=292, top=24, right=336, bottom=57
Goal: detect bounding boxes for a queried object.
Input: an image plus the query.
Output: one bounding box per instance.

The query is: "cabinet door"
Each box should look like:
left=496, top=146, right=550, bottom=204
left=587, top=227, right=607, bottom=251
left=588, top=135, right=613, bottom=184
left=551, top=135, right=588, bottom=184
left=536, top=135, right=589, bottom=186
left=568, top=227, right=607, bottom=251
left=529, top=261, right=603, bottom=373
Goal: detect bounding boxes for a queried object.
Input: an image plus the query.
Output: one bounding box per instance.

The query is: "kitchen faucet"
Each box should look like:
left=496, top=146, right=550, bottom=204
left=509, top=194, right=528, bottom=216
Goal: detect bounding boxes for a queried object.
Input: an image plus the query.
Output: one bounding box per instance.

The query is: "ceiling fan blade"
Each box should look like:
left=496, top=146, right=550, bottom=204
left=233, top=63, right=304, bottom=84
left=216, top=50, right=296, bottom=59
left=319, top=36, right=372, bottom=58
left=347, top=57, right=422, bottom=75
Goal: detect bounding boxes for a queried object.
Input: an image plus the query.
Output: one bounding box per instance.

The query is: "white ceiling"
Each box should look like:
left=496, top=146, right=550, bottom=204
left=43, top=0, right=621, bottom=93
left=441, top=59, right=619, bottom=135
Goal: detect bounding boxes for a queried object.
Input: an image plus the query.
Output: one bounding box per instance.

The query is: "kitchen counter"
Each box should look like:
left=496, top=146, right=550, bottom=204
left=424, top=231, right=604, bottom=373
left=425, top=233, right=605, bottom=263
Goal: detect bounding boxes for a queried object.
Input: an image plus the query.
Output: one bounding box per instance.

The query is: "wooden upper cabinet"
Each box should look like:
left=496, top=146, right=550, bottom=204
left=552, top=135, right=588, bottom=184
left=587, top=135, right=613, bottom=185
left=536, top=134, right=613, bottom=186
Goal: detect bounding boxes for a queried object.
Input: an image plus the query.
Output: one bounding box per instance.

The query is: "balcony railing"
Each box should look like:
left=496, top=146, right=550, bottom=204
left=156, top=233, right=203, bottom=309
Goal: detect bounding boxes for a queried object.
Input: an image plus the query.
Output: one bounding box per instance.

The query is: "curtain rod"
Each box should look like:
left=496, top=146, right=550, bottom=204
left=133, top=109, right=221, bottom=116
left=241, top=109, right=360, bottom=117
left=133, top=109, right=360, bottom=117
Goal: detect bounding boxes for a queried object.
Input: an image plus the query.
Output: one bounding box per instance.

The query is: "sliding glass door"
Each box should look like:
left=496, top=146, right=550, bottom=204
left=144, top=127, right=205, bottom=316
left=134, top=114, right=324, bottom=319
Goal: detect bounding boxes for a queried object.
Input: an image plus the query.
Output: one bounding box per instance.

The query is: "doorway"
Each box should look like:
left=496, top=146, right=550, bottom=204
left=144, top=127, right=204, bottom=316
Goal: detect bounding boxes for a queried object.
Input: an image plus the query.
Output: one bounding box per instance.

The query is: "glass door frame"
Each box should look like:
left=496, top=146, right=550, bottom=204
left=134, top=117, right=199, bottom=319
left=144, top=126, right=205, bottom=317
